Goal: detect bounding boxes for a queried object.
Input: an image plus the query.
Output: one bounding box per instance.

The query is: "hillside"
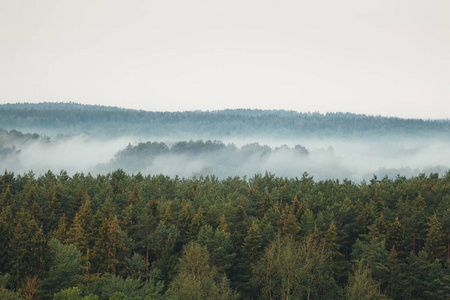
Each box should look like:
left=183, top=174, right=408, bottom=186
left=0, top=102, right=448, bottom=139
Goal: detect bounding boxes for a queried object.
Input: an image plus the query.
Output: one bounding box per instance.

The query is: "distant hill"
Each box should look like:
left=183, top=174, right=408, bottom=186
left=0, top=102, right=125, bottom=111
left=0, top=102, right=448, bottom=139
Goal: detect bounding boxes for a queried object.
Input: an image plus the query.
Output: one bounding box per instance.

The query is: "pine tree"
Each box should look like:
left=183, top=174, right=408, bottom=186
left=441, top=205, right=450, bottom=260
left=259, top=188, right=272, bottom=217
left=127, top=184, right=140, bottom=207
left=353, top=201, right=377, bottom=237
left=42, top=238, right=82, bottom=296
left=387, top=216, right=407, bottom=258
left=197, top=224, right=235, bottom=275
left=218, top=214, right=229, bottom=233
left=242, top=221, right=262, bottom=264
left=92, top=215, right=128, bottom=274
left=69, top=188, right=84, bottom=220
left=8, top=208, right=46, bottom=288
left=351, top=227, right=389, bottom=295
left=190, top=205, right=206, bottom=237
left=66, top=196, right=92, bottom=252
left=21, top=185, right=42, bottom=222
left=408, top=193, right=428, bottom=254
left=66, top=196, right=93, bottom=276
left=300, top=208, right=315, bottom=236
left=0, top=204, right=13, bottom=274
left=247, top=182, right=261, bottom=217
left=51, top=214, right=68, bottom=242
left=406, top=251, right=449, bottom=299
left=0, top=185, right=13, bottom=207
left=135, top=199, right=159, bottom=280
left=177, top=198, right=193, bottom=241
left=385, top=246, right=405, bottom=299
left=44, top=185, right=64, bottom=234
left=324, top=221, right=348, bottom=284
left=231, top=204, right=248, bottom=252
left=279, top=203, right=300, bottom=236
left=238, top=221, right=262, bottom=296
left=161, top=202, right=174, bottom=225
left=423, top=214, right=446, bottom=262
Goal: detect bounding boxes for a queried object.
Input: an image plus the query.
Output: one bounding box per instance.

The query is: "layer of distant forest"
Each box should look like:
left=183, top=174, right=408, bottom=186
left=96, top=140, right=310, bottom=178
left=1, top=102, right=449, bottom=138
left=2, top=127, right=446, bottom=180
left=0, top=170, right=449, bottom=299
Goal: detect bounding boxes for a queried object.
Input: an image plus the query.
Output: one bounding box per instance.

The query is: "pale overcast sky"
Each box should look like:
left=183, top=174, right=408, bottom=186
left=1, top=0, right=449, bottom=118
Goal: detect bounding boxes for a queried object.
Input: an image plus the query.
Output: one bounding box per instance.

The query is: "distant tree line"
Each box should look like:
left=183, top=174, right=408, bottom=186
left=0, top=169, right=449, bottom=299
left=99, top=140, right=309, bottom=176
left=1, top=102, right=449, bottom=138
left=0, top=128, right=48, bottom=158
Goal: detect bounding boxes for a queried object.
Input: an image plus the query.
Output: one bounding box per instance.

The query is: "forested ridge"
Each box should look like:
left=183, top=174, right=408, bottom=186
left=97, top=140, right=310, bottom=178
left=0, top=170, right=449, bottom=299
left=1, top=102, right=449, bottom=138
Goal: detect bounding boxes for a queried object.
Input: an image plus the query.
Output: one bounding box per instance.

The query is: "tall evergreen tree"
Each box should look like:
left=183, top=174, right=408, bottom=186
left=8, top=208, right=46, bottom=289
left=423, top=214, right=446, bottom=262
left=279, top=203, right=300, bottom=236
left=42, top=238, right=82, bottom=296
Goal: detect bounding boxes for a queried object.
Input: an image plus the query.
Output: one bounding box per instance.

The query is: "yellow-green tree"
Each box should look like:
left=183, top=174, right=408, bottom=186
left=169, top=242, right=238, bottom=300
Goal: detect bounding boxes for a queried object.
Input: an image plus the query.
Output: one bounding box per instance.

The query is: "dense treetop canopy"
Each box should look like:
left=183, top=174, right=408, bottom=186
left=0, top=169, right=449, bottom=299
left=0, top=102, right=449, bottom=299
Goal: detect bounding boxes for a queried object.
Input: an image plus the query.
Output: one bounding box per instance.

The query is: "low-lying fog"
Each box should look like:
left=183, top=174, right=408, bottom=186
left=1, top=134, right=449, bottom=181
left=1, top=135, right=131, bottom=176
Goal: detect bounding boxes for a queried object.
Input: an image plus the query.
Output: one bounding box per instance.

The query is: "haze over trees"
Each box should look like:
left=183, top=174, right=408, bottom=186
left=0, top=102, right=449, bottom=299
left=0, top=102, right=449, bottom=139
left=0, top=103, right=449, bottom=181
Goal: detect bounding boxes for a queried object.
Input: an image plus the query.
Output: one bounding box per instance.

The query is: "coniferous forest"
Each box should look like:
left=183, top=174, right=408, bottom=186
left=1, top=102, right=449, bottom=139
left=2, top=0, right=450, bottom=297
left=0, top=170, right=449, bottom=299
left=0, top=103, right=449, bottom=299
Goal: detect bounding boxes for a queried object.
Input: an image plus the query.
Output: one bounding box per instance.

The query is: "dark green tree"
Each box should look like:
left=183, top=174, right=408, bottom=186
left=42, top=238, right=82, bottom=296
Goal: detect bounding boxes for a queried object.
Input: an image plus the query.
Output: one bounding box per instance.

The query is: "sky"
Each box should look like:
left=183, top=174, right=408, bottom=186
left=1, top=0, right=449, bottom=119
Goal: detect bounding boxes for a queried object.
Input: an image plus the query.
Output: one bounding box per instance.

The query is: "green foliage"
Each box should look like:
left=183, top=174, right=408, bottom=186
left=279, top=203, right=301, bottom=236
left=423, top=214, right=446, bottom=262
left=149, top=221, right=180, bottom=260
left=0, top=170, right=449, bottom=299
left=345, top=260, right=380, bottom=300
left=125, top=253, right=147, bottom=280
left=42, top=238, right=82, bottom=295
left=0, top=288, right=26, bottom=300
left=169, top=242, right=238, bottom=299
left=405, top=251, right=450, bottom=299
left=7, top=207, right=45, bottom=289
left=197, top=225, right=235, bottom=274
left=252, top=234, right=338, bottom=299
left=91, top=215, right=128, bottom=274
left=83, top=274, right=164, bottom=300
left=53, top=286, right=83, bottom=300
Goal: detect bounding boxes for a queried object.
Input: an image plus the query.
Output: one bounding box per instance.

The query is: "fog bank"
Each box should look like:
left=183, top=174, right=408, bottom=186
left=1, top=133, right=448, bottom=181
